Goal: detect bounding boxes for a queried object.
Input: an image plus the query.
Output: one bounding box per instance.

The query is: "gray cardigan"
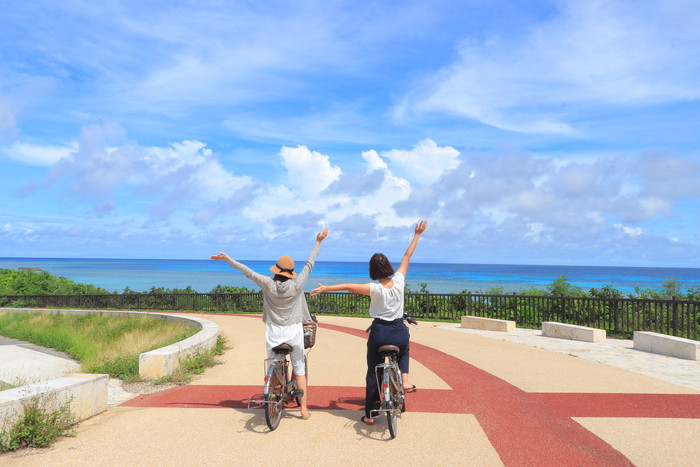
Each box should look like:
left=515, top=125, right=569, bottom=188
left=227, top=245, right=320, bottom=326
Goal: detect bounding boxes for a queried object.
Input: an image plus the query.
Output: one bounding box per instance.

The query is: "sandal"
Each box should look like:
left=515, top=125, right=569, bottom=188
left=404, top=385, right=417, bottom=393
left=361, top=416, right=375, bottom=425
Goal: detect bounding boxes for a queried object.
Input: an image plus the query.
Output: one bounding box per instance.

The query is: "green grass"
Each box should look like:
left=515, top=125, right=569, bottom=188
left=155, top=334, right=229, bottom=385
left=0, top=312, right=198, bottom=381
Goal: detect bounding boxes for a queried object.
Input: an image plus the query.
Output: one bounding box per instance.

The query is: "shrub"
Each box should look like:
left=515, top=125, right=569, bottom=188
left=0, top=395, right=76, bottom=452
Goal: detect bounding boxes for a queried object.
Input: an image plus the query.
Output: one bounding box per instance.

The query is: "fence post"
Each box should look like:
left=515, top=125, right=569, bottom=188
left=560, top=296, right=566, bottom=322
left=672, top=296, right=679, bottom=336
left=425, top=292, right=430, bottom=318
left=613, top=299, right=619, bottom=334
left=467, top=293, right=472, bottom=316
left=512, top=292, right=518, bottom=323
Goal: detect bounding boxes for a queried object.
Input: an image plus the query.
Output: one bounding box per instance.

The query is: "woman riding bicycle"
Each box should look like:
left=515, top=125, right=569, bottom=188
left=211, top=227, right=328, bottom=420
left=311, top=220, right=427, bottom=425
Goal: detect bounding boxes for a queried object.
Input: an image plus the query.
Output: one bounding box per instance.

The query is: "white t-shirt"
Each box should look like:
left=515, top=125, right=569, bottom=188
left=368, top=272, right=405, bottom=321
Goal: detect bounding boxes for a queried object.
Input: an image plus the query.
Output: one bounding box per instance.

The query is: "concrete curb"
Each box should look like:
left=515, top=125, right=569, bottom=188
left=139, top=313, right=220, bottom=379
left=0, top=373, right=109, bottom=429
left=0, top=308, right=220, bottom=427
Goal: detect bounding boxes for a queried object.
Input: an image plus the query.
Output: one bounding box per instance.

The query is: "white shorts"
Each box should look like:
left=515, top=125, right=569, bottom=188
left=265, top=322, right=305, bottom=376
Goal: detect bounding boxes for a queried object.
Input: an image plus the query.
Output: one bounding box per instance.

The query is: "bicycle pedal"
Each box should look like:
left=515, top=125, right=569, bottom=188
left=290, top=389, right=304, bottom=398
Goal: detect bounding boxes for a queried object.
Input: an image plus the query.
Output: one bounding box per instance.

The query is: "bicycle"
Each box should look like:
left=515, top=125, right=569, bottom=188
left=250, top=316, right=317, bottom=431
left=368, top=314, right=417, bottom=439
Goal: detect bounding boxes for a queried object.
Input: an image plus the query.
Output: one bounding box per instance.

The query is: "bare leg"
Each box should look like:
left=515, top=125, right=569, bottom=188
left=402, top=373, right=413, bottom=391
left=296, top=375, right=310, bottom=418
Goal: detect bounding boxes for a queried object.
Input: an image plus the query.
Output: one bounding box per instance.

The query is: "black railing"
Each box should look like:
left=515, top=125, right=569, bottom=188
left=1, top=292, right=698, bottom=341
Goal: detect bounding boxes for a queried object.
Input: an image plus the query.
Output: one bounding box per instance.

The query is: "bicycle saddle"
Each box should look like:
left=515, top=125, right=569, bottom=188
left=271, top=343, right=294, bottom=354
left=377, top=344, right=400, bottom=355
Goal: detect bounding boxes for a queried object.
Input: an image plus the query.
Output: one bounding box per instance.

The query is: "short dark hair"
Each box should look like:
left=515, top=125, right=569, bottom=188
left=369, top=253, right=394, bottom=280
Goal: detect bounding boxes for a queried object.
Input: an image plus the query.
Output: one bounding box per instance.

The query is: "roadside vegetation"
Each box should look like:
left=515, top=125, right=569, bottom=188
left=0, top=268, right=255, bottom=296
left=407, top=274, right=700, bottom=301
left=0, top=311, right=198, bottom=381
left=3, top=267, right=698, bottom=301
left=0, top=268, right=110, bottom=295
left=0, top=396, right=76, bottom=453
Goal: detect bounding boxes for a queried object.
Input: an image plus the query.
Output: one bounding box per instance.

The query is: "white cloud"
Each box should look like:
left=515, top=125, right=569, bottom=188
left=9, top=129, right=700, bottom=265
left=1, top=141, right=76, bottom=166
left=26, top=123, right=252, bottom=221
left=380, top=138, right=460, bottom=184
left=615, top=224, right=643, bottom=237
left=362, top=150, right=388, bottom=172
left=405, top=0, right=700, bottom=134
left=279, top=145, right=341, bottom=198
left=244, top=144, right=414, bottom=233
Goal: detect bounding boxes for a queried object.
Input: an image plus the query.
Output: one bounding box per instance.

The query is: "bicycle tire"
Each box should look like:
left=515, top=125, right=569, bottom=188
left=264, top=367, right=284, bottom=431
left=385, top=366, right=399, bottom=439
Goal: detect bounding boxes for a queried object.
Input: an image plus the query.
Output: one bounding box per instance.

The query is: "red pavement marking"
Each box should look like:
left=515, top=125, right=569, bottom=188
left=123, top=317, right=700, bottom=467
left=532, top=393, right=700, bottom=418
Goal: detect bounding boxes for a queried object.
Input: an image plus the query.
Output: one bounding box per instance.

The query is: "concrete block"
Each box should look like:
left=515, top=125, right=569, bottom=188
left=461, top=316, right=515, bottom=332
left=633, top=331, right=699, bottom=360
left=542, top=322, right=606, bottom=343
left=0, top=373, right=108, bottom=428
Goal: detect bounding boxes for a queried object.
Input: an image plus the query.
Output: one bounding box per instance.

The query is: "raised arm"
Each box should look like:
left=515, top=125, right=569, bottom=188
left=397, top=220, right=428, bottom=277
left=295, top=227, right=329, bottom=286
left=210, top=251, right=268, bottom=288
left=310, top=282, right=370, bottom=296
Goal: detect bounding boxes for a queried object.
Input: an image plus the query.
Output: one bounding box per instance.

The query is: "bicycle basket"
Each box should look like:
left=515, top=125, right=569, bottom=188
left=303, top=320, right=317, bottom=349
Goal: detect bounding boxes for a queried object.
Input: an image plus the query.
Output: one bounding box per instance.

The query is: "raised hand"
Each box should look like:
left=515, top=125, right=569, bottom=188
left=310, top=283, right=326, bottom=296
left=316, top=228, right=329, bottom=243
left=210, top=252, right=231, bottom=261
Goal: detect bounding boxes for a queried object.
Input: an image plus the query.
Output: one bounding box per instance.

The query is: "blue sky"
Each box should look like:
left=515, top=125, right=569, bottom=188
left=1, top=0, right=699, bottom=267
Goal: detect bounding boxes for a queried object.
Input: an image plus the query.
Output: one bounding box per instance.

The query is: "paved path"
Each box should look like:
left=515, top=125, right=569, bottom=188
left=2, top=314, right=699, bottom=466
left=0, top=336, right=79, bottom=386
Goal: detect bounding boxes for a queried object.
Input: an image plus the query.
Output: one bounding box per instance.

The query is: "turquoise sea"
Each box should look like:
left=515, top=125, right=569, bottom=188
left=2, top=257, right=700, bottom=294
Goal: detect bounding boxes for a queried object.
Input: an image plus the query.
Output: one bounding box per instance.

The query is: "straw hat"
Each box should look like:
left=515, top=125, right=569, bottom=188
left=270, top=255, right=297, bottom=278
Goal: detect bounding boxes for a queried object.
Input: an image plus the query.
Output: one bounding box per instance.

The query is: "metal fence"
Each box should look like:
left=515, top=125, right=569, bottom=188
left=1, top=292, right=698, bottom=340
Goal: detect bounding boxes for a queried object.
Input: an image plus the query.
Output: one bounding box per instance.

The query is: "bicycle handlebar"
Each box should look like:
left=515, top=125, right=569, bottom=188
left=404, top=314, right=418, bottom=326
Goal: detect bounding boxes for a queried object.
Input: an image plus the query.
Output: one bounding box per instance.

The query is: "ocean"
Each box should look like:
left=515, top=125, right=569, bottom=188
left=2, top=257, right=700, bottom=294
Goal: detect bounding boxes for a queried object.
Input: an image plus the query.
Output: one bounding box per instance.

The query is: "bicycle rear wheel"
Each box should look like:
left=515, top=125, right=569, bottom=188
left=384, top=366, right=399, bottom=439
left=264, top=368, right=284, bottom=431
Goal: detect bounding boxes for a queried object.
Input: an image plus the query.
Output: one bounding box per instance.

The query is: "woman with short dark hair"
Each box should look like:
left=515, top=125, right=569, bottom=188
left=311, top=220, right=428, bottom=425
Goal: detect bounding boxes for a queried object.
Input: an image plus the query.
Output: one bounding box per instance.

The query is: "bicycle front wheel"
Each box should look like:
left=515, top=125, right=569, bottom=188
left=264, top=369, right=284, bottom=431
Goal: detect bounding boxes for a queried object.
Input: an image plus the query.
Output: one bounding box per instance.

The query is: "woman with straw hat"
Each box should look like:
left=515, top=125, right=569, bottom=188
left=211, top=227, right=328, bottom=420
